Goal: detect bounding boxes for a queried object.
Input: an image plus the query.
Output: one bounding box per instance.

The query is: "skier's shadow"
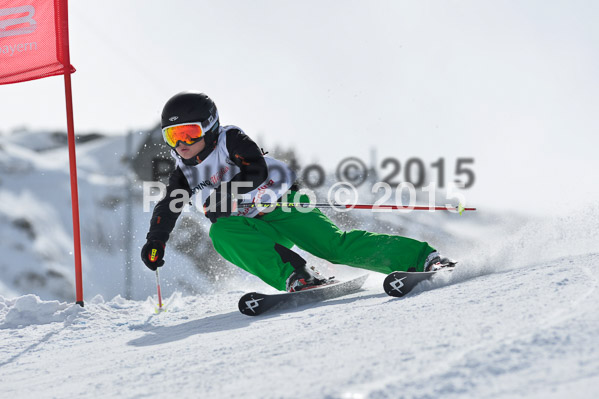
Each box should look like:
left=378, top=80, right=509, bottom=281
left=127, top=292, right=385, bottom=347
left=127, top=311, right=252, bottom=347
left=0, top=328, right=60, bottom=368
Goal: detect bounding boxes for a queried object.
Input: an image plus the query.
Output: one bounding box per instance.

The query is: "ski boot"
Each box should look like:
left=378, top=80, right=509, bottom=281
left=423, top=251, right=457, bottom=272
left=286, top=265, right=331, bottom=292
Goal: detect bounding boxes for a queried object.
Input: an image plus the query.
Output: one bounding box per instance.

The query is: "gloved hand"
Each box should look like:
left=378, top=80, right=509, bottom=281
left=141, top=240, right=165, bottom=271
left=203, top=188, right=240, bottom=223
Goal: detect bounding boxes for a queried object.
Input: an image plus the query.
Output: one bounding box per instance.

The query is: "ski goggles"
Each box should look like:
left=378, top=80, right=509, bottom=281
left=162, top=112, right=219, bottom=148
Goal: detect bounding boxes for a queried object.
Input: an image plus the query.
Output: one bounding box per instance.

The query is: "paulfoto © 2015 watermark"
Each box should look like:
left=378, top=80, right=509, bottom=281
left=141, top=156, right=476, bottom=215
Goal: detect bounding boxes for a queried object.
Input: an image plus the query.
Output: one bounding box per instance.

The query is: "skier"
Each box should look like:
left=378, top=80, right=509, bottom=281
left=141, top=91, right=454, bottom=292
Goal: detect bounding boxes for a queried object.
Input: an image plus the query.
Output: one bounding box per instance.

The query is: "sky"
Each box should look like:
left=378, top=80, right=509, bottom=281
left=1, top=0, right=598, bottom=216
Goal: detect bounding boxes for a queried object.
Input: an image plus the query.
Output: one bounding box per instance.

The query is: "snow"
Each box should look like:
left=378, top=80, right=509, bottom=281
left=1, top=253, right=598, bottom=398
left=1, top=130, right=599, bottom=397
left=0, top=295, right=82, bottom=329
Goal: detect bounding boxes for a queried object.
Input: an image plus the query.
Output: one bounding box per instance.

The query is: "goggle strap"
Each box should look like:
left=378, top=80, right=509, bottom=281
left=202, top=110, right=219, bottom=133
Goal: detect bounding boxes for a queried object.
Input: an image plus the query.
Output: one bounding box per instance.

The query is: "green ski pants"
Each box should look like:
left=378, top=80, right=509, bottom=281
left=209, top=191, right=436, bottom=291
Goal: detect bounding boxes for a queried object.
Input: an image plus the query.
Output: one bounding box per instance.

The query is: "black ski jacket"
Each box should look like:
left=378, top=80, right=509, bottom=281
left=146, top=128, right=268, bottom=243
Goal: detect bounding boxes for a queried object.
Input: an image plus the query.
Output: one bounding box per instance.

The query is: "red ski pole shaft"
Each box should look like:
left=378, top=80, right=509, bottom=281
left=155, top=269, right=163, bottom=310
left=239, top=202, right=476, bottom=213
left=347, top=204, right=477, bottom=211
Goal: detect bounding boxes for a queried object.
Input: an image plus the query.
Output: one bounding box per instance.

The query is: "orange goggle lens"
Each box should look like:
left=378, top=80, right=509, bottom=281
left=162, top=124, right=205, bottom=148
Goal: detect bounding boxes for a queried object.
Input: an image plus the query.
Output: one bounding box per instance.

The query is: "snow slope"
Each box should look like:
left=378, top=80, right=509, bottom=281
left=2, top=130, right=599, bottom=398
left=1, top=249, right=598, bottom=398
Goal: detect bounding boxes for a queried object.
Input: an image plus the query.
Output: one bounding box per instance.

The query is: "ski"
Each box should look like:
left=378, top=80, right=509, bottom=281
left=238, top=274, right=369, bottom=316
left=383, top=269, right=453, bottom=298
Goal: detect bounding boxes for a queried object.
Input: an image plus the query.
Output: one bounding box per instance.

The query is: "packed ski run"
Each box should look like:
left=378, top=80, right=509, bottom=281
left=1, top=249, right=598, bottom=398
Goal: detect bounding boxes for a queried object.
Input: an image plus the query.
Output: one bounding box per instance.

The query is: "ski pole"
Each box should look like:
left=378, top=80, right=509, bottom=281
left=239, top=202, right=476, bottom=215
left=155, top=268, right=164, bottom=312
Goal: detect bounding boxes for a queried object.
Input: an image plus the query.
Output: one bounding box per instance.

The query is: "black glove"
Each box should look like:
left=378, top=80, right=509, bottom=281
left=203, top=188, right=241, bottom=223
left=141, top=240, right=165, bottom=271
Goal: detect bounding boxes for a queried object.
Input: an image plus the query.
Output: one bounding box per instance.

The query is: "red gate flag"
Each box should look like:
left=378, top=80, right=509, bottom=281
left=1, top=0, right=83, bottom=306
left=0, top=0, right=75, bottom=84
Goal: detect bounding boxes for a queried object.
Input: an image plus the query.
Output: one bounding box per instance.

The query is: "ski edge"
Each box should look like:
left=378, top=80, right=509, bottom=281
left=238, top=274, right=369, bottom=316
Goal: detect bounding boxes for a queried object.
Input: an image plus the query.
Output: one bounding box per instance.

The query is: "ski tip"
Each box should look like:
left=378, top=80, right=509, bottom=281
left=383, top=272, right=407, bottom=298
left=238, top=292, right=267, bottom=316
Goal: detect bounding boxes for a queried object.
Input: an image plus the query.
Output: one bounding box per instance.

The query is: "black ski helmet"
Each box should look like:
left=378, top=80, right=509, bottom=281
left=161, top=91, right=220, bottom=143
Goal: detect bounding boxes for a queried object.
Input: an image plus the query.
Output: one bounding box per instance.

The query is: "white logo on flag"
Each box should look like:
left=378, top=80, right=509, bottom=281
left=0, top=6, right=37, bottom=39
